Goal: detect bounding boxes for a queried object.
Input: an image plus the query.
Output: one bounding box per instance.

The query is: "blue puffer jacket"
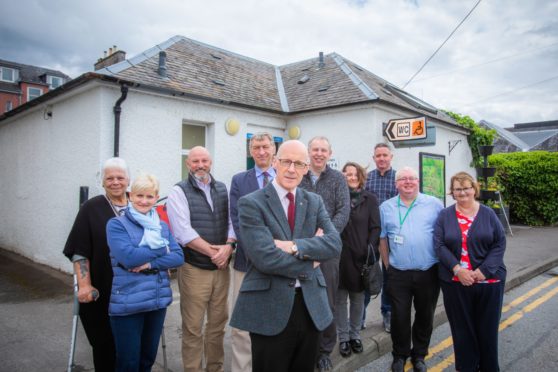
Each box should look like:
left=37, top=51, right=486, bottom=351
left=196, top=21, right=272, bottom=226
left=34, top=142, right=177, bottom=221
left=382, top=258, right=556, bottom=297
left=106, top=210, right=184, bottom=316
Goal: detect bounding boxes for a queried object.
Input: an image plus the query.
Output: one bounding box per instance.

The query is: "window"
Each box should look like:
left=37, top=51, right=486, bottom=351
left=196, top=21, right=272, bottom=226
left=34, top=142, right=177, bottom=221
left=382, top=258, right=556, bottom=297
left=5, top=101, right=12, bottom=112
left=47, top=75, right=64, bottom=89
left=27, top=87, right=43, bottom=101
left=0, top=67, right=18, bottom=83
left=181, top=124, right=206, bottom=179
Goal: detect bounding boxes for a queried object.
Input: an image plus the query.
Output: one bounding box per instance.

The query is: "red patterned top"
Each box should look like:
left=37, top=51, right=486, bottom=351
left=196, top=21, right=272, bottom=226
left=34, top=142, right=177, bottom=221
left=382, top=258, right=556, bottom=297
left=452, top=209, right=499, bottom=284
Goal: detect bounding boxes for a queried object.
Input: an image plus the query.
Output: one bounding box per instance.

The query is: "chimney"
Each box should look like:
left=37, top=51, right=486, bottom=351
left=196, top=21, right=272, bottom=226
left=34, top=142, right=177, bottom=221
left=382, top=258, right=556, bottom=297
left=318, top=52, right=325, bottom=68
left=94, top=47, right=127, bottom=70
left=158, top=51, right=167, bottom=78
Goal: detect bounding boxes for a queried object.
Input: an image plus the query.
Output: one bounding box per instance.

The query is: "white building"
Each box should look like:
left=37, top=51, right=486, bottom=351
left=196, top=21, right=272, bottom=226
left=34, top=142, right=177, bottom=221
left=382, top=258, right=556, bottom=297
left=0, top=35, right=473, bottom=272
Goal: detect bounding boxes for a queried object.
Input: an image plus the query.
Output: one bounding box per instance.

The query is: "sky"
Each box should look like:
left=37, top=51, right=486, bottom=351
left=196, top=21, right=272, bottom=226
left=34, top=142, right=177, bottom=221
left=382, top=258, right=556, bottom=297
left=1, top=0, right=557, bottom=127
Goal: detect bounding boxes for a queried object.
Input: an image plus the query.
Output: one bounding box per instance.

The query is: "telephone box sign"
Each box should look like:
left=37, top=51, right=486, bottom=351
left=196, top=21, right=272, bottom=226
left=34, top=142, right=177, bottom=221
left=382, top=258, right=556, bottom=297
left=384, top=116, right=427, bottom=142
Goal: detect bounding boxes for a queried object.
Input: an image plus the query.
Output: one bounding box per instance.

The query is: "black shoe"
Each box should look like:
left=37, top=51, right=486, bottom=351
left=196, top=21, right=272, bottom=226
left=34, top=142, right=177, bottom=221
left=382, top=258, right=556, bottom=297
left=339, top=342, right=352, bottom=358
left=391, top=358, right=406, bottom=372
left=349, top=339, right=363, bottom=353
left=317, top=353, right=333, bottom=371
left=412, top=358, right=427, bottom=372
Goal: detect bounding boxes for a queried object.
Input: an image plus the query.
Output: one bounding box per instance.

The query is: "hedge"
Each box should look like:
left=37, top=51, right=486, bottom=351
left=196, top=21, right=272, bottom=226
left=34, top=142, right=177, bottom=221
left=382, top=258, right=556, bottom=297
left=489, top=151, right=558, bottom=226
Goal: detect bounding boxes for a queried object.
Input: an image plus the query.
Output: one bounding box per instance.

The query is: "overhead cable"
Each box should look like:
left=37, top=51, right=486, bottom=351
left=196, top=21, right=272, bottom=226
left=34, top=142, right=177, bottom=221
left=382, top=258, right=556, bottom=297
left=402, top=0, right=482, bottom=89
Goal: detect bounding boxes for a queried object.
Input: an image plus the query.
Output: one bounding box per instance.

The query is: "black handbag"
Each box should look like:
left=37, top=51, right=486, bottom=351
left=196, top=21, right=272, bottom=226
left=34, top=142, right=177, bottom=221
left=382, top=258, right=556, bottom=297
left=361, top=243, right=383, bottom=297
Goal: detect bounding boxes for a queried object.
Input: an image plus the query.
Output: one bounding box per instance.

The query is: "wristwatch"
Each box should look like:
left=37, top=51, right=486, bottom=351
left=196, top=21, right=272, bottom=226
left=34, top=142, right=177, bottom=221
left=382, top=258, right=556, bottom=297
left=290, top=244, right=298, bottom=255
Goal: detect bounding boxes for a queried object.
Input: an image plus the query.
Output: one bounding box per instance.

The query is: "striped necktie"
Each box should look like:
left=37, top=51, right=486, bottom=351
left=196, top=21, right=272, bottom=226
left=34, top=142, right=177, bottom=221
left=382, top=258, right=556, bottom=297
left=262, top=171, right=270, bottom=188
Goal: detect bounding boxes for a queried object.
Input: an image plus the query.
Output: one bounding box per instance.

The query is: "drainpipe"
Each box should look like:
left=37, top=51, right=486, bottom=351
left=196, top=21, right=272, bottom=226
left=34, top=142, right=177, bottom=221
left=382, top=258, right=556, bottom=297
left=113, top=84, right=128, bottom=157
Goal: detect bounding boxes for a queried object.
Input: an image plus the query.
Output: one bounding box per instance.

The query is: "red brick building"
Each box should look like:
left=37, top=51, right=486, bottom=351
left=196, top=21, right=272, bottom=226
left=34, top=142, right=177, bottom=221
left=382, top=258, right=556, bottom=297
left=0, top=59, right=69, bottom=113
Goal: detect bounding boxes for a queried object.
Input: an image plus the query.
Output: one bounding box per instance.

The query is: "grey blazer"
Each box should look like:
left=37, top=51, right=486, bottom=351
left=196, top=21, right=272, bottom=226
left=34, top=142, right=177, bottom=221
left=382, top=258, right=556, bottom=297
left=229, top=184, right=341, bottom=336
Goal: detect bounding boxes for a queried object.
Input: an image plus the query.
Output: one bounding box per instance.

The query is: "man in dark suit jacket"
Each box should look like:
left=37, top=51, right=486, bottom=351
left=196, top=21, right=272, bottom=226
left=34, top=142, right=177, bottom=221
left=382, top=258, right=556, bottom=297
left=230, top=140, right=341, bottom=372
left=229, top=132, right=277, bottom=372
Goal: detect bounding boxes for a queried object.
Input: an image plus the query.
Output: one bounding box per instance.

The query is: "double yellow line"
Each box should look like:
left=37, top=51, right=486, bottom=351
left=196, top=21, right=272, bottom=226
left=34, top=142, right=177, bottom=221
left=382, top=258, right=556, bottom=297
left=403, top=275, right=558, bottom=371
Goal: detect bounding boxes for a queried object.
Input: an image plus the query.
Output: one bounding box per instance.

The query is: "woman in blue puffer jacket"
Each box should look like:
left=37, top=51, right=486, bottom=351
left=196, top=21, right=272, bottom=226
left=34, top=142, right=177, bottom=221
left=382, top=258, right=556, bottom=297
left=107, top=173, right=184, bottom=372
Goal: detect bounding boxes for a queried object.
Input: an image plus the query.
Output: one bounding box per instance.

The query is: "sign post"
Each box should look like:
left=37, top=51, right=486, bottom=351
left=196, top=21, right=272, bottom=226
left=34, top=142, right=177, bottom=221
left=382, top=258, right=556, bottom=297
left=384, top=116, right=427, bottom=142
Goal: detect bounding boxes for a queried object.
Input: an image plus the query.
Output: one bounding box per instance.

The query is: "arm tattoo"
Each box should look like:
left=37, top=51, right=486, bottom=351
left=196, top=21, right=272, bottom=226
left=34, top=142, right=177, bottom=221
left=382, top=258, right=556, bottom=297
left=78, top=260, right=89, bottom=279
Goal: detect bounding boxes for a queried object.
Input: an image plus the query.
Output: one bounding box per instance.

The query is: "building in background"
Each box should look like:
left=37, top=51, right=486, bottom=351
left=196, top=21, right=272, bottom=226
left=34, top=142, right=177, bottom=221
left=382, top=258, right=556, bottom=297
left=480, top=120, right=558, bottom=152
left=0, top=59, right=69, bottom=113
left=0, top=35, right=473, bottom=271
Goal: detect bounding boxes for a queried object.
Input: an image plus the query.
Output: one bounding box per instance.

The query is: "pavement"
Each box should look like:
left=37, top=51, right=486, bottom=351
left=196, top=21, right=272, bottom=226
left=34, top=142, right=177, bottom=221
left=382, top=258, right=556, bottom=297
left=1, top=225, right=557, bottom=372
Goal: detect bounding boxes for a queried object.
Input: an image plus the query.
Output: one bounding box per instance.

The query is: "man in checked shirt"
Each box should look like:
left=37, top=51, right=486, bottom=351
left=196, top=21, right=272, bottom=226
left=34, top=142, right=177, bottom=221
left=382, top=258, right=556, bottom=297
left=363, top=142, right=398, bottom=333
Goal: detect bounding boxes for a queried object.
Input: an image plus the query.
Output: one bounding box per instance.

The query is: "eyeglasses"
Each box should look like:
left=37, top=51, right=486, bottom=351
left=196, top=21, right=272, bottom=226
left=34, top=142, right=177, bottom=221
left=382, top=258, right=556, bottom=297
left=396, top=177, right=418, bottom=182
left=453, top=187, right=474, bottom=193
left=277, top=158, right=308, bottom=169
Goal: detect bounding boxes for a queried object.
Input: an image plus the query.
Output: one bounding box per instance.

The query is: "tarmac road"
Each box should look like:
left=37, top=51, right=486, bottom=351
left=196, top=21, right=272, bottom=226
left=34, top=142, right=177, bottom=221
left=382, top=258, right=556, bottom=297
left=0, top=225, right=557, bottom=372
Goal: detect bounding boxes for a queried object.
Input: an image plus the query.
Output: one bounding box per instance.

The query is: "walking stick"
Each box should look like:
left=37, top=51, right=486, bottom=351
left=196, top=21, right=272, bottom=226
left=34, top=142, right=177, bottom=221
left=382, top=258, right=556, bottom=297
left=67, top=186, right=89, bottom=372
left=67, top=272, right=79, bottom=372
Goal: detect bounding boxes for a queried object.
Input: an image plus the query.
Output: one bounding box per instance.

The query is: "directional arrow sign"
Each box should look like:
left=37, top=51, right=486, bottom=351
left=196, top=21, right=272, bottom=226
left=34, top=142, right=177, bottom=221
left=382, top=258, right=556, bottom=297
left=384, top=116, right=427, bottom=142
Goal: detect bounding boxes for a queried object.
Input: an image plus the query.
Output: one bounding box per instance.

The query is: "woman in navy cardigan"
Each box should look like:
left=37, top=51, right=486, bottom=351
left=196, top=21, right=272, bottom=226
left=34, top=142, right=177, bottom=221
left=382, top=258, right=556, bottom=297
left=107, top=174, right=184, bottom=372
left=434, top=172, right=506, bottom=372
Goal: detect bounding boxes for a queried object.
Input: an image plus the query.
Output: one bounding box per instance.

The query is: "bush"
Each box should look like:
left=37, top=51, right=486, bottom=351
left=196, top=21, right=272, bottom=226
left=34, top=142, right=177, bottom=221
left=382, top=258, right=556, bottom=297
left=489, top=151, right=558, bottom=226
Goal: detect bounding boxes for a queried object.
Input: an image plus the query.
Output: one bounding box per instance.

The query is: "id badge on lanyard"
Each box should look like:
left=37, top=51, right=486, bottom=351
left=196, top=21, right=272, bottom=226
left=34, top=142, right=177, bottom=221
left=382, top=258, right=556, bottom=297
left=396, top=196, right=416, bottom=246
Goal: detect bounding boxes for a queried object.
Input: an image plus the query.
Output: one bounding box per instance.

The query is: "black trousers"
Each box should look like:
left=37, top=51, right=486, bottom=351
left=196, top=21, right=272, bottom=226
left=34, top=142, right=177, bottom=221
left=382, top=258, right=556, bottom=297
left=441, top=280, right=504, bottom=372
left=386, top=265, right=440, bottom=360
left=250, top=289, right=319, bottom=372
left=79, top=300, right=116, bottom=371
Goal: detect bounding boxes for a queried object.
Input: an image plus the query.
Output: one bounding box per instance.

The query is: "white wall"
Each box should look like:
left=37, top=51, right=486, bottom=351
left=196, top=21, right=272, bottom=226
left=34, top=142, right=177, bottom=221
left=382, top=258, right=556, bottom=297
left=0, top=83, right=287, bottom=272
left=0, top=85, right=105, bottom=272
left=0, top=81, right=473, bottom=272
left=114, top=88, right=286, bottom=193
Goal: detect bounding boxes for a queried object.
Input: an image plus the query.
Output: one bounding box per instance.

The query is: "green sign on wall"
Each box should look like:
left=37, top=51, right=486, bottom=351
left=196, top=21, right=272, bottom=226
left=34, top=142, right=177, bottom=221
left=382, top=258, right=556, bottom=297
left=419, top=152, right=446, bottom=206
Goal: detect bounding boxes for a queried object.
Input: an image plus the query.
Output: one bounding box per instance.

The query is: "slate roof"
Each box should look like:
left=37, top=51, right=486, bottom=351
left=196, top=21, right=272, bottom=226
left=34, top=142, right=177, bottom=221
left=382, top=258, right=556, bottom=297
left=96, top=36, right=457, bottom=126
left=0, top=59, right=70, bottom=86
left=479, top=120, right=529, bottom=152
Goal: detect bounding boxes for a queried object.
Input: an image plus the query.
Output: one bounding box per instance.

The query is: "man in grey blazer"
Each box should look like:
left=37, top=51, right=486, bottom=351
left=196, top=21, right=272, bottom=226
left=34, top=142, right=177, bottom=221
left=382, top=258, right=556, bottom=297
left=230, top=140, right=341, bottom=372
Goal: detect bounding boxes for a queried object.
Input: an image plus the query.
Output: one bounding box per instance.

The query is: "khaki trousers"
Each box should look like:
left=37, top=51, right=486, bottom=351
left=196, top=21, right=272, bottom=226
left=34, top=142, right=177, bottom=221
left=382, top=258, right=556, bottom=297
left=178, top=263, right=230, bottom=372
left=230, top=268, right=252, bottom=372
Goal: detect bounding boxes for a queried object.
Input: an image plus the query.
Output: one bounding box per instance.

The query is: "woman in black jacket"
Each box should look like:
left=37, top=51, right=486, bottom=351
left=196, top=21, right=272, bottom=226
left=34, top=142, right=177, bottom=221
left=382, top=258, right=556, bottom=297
left=335, top=162, right=381, bottom=358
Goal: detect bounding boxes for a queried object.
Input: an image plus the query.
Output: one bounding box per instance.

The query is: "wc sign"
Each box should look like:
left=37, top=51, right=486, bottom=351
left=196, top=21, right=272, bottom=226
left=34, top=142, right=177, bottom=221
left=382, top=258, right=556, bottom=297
left=384, top=116, right=427, bottom=142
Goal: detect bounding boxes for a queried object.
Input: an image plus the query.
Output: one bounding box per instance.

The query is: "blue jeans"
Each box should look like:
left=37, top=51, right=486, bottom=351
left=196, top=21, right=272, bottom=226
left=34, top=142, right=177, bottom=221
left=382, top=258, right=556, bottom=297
left=110, top=308, right=167, bottom=372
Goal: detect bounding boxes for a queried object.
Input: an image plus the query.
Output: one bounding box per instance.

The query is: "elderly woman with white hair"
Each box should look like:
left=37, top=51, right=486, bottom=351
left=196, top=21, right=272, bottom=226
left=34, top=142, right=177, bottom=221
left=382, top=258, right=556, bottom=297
left=63, top=157, right=131, bottom=371
left=107, top=173, right=184, bottom=372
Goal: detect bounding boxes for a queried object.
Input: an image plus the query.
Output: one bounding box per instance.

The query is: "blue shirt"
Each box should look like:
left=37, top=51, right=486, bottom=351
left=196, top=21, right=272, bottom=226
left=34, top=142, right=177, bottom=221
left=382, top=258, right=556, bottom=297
left=365, top=168, right=397, bottom=204
left=380, top=193, right=443, bottom=270
left=255, top=166, right=276, bottom=189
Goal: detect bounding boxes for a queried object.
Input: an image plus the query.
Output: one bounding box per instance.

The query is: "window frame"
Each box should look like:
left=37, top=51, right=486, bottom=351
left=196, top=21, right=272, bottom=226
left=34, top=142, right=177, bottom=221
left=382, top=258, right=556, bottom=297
left=47, top=75, right=64, bottom=89
left=27, top=87, right=43, bottom=101
left=0, top=67, right=18, bottom=83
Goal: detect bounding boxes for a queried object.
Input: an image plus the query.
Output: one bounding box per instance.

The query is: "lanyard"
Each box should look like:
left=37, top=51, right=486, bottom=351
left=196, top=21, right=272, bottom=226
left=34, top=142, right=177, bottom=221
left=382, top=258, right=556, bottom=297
left=398, top=196, right=416, bottom=228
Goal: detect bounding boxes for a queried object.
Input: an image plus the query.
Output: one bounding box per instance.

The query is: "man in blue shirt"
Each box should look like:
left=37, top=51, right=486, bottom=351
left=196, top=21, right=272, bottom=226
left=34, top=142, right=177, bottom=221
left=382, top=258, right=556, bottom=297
left=363, top=142, right=398, bottom=332
left=379, top=166, right=443, bottom=372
